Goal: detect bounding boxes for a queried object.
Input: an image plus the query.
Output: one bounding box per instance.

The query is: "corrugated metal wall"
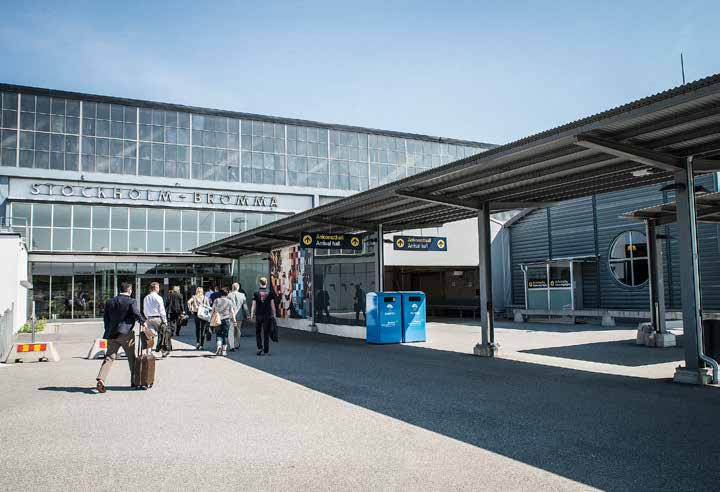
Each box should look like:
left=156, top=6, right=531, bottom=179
left=510, top=209, right=549, bottom=306
left=508, top=175, right=720, bottom=311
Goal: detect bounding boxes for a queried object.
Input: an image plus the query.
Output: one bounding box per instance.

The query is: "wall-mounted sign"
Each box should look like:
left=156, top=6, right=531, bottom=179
left=7, top=178, right=320, bottom=212
left=300, top=232, right=363, bottom=250
left=549, top=279, right=571, bottom=288
left=29, top=182, right=278, bottom=207
left=393, top=235, right=447, bottom=252
left=527, top=280, right=548, bottom=289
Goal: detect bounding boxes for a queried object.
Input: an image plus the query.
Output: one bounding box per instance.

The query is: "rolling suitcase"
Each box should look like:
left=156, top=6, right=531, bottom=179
left=133, top=331, right=156, bottom=389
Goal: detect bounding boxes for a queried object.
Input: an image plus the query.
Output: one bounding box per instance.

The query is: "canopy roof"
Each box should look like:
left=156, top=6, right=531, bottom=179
left=195, top=74, right=720, bottom=258
left=624, top=191, right=720, bottom=225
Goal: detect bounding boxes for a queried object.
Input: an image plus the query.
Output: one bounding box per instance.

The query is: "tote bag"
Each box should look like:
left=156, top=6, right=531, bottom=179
left=197, top=304, right=212, bottom=322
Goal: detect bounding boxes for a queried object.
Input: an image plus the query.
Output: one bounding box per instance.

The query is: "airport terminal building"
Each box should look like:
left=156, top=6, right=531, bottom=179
left=0, top=84, right=492, bottom=320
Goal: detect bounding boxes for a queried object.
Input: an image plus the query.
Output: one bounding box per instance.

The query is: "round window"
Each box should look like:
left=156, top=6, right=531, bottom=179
left=608, top=231, right=649, bottom=287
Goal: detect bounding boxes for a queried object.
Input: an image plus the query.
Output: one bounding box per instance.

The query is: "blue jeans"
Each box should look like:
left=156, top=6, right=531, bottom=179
left=215, top=318, right=231, bottom=346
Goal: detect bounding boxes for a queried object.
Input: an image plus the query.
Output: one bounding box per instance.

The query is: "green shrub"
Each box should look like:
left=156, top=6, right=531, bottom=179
left=19, top=318, right=47, bottom=333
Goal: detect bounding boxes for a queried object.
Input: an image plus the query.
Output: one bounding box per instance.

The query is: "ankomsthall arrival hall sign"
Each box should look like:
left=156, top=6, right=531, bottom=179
left=300, top=232, right=363, bottom=250
left=393, top=236, right=447, bottom=252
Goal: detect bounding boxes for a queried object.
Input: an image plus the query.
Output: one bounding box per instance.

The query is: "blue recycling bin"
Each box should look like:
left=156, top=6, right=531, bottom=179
left=365, top=291, right=402, bottom=344
left=401, top=291, right=426, bottom=342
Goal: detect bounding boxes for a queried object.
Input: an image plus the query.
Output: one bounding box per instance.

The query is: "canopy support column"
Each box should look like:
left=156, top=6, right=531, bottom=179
left=376, top=224, right=385, bottom=291
left=642, top=219, right=675, bottom=347
left=646, top=220, right=667, bottom=334
left=673, top=157, right=717, bottom=384
left=474, top=204, right=498, bottom=357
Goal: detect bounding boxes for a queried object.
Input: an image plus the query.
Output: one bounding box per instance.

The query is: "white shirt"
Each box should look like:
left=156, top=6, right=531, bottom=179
left=143, top=291, right=167, bottom=323
left=227, top=291, right=247, bottom=314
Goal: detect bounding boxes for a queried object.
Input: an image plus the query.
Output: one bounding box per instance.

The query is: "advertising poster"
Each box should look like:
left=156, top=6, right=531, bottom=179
left=270, top=245, right=311, bottom=319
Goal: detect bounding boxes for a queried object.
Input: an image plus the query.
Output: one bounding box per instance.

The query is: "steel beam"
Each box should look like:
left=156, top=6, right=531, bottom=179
left=574, top=135, right=685, bottom=172
left=642, top=125, right=720, bottom=149
left=491, top=201, right=557, bottom=210
left=646, top=220, right=667, bottom=334
left=457, top=155, right=630, bottom=200
left=256, top=233, right=298, bottom=242
left=363, top=204, right=446, bottom=224
left=509, top=173, right=669, bottom=204
left=310, top=216, right=376, bottom=231
left=413, top=145, right=586, bottom=193
left=613, top=106, right=720, bottom=140
left=474, top=203, right=497, bottom=357
left=692, top=158, right=720, bottom=172
left=223, top=244, right=271, bottom=254
left=395, top=190, right=481, bottom=211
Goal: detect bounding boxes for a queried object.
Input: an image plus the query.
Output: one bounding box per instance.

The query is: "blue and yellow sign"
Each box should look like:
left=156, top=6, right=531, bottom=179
left=393, top=236, right=447, bottom=252
left=300, top=232, right=363, bottom=250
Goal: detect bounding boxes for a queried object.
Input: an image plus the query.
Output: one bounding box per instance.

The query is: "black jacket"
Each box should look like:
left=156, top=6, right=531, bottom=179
left=163, top=292, right=185, bottom=320
left=103, top=293, right=145, bottom=339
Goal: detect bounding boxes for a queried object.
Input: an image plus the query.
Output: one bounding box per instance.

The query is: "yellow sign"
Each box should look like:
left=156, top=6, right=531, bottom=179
left=302, top=235, right=313, bottom=246
left=395, top=238, right=405, bottom=248
left=437, top=239, right=445, bottom=249
left=350, top=236, right=360, bottom=247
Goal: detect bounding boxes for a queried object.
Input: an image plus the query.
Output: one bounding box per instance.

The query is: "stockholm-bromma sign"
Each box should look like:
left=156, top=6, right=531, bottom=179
left=393, top=235, right=447, bottom=252
left=300, top=232, right=363, bottom=250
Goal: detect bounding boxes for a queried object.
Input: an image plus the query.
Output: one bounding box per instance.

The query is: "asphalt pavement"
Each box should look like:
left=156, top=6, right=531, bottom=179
left=0, top=320, right=718, bottom=491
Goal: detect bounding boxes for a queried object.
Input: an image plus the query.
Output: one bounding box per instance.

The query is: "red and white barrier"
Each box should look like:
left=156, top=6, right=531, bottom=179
left=4, top=342, right=60, bottom=363
left=86, top=339, right=126, bottom=360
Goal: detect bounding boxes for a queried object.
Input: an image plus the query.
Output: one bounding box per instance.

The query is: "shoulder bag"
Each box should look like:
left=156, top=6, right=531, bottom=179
left=197, top=304, right=212, bottom=321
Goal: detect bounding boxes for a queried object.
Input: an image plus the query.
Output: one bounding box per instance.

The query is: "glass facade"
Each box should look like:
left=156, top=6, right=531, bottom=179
left=1, top=90, right=486, bottom=190
left=30, top=262, right=233, bottom=320
left=10, top=202, right=285, bottom=253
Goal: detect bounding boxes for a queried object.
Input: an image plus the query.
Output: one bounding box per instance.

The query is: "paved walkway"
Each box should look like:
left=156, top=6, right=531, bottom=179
left=0, top=320, right=718, bottom=491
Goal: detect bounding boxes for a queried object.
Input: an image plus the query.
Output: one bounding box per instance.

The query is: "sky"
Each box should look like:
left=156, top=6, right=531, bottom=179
left=0, top=0, right=718, bottom=145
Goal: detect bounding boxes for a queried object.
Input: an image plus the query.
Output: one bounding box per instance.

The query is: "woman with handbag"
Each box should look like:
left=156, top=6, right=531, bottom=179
left=188, top=287, right=211, bottom=350
left=210, top=288, right=236, bottom=356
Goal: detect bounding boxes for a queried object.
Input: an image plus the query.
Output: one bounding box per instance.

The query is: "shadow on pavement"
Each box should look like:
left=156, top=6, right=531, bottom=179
left=38, top=386, right=136, bottom=393
left=521, top=338, right=685, bottom=366
left=215, top=327, right=720, bottom=491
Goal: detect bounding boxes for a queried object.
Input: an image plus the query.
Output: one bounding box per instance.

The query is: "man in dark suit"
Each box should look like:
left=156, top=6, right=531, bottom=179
left=96, top=282, right=146, bottom=393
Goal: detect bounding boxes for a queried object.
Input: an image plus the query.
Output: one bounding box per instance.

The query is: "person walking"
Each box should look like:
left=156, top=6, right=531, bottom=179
left=227, top=282, right=248, bottom=351
left=210, top=285, right=222, bottom=305
left=188, top=287, right=210, bottom=350
left=204, top=286, right=215, bottom=304
left=251, top=277, right=276, bottom=356
left=210, top=288, right=236, bottom=356
left=143, top=282, right=169, bottom=357
left=354, top=283, right=366, bottom=322
left=165, top=286, right=186, bottom=337
left=96, top=282, right=145, bottom=393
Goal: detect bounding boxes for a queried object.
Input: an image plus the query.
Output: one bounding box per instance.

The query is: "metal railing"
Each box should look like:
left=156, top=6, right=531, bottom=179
left=0, top=303, right=15, bottom=362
